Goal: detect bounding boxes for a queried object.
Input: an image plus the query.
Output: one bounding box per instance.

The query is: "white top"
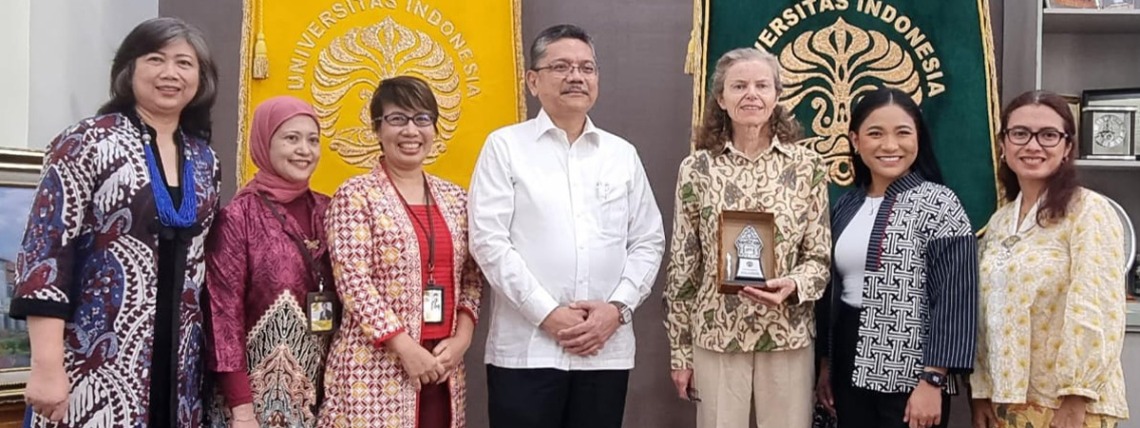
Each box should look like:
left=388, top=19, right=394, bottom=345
left=835, top=196, right=882, bottom=308
left=468, top=109, right=666, bottom=370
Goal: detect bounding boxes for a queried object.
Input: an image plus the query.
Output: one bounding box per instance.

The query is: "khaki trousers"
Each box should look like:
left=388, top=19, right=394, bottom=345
left=693, top=345, right=814, bottom=428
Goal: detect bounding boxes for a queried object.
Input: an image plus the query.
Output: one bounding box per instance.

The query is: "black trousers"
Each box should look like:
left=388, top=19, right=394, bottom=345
left=832, top=303, right=950, bottom=428
left=486, top=365, right=629, bottom=428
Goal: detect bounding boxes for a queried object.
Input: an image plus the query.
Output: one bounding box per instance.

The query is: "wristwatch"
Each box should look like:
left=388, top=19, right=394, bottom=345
left=610, top=302, right=633, bottom=325
left=917, top=371, right=948, bottom=388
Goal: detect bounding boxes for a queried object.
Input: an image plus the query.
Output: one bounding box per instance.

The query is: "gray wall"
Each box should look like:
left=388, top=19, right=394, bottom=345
left=157, top=1, right=1051, bottom=428
left=27, top=0, right=158, bottom=149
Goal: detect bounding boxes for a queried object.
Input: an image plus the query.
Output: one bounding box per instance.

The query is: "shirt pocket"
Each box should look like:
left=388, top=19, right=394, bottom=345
left=595, top=178, right=630, bottom=238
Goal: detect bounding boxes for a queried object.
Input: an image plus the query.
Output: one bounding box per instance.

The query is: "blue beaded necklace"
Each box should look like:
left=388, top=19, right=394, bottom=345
left=137, top=118, right=198, bottom=228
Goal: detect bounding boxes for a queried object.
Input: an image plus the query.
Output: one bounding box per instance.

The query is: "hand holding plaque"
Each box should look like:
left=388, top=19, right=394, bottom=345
left=717, top=211, right=776, bottom=294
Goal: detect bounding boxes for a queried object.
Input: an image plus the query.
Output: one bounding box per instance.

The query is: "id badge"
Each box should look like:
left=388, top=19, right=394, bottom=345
left=306, top=291, right=339, bottom=335
left=424, top=284, right=444, bottom=324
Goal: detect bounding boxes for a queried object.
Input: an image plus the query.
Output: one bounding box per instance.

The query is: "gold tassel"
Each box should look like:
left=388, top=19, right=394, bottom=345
left=252, top=32, right=269, bottom=79
left=251, top=0, right=268, bottom=79
left=683, top=0, right=703, bottom=75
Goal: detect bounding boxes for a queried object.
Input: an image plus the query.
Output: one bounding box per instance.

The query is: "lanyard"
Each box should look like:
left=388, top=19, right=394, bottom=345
left=388, top=171, right=437, bottom=280
left=255, top=192, right=327, bottom=292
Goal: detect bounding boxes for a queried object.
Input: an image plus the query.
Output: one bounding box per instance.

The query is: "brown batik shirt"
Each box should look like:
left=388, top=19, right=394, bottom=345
left=664, top=139, right=831, bottom=369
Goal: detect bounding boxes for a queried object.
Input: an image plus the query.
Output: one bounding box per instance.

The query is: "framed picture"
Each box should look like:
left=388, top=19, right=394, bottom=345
left=1046, top=0, right=1100, bottom=8
left=1101, top=0, right=1135, bottom=9
left=0, top=148, right=44, bottom=405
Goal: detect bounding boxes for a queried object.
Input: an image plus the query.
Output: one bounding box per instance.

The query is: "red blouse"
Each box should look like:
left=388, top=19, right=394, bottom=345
left=407, top=204, right=455, bottom=340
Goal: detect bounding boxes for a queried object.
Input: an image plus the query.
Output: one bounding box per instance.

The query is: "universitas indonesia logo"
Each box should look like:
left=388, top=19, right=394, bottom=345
left=756, top=1, right=948, bottom=186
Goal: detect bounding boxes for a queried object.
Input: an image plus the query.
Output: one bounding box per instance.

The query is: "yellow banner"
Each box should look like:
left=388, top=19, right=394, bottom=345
left=237, top=0, right=524, bottom=192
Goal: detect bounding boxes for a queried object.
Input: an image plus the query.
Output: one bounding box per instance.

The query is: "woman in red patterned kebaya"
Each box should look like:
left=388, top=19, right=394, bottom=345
left=205, top=95, right=334, bottom=427
left=319, top=76, right=483, bottom=428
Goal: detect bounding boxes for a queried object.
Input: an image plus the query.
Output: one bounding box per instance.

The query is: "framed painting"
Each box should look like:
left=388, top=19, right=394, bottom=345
left=0, top=148, right=44, bottom=405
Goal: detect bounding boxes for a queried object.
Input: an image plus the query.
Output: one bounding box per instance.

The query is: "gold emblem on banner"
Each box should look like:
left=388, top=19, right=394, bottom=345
left=311, top=17, right=461, bottom=167
left=778, top=18, right=922, bottom=186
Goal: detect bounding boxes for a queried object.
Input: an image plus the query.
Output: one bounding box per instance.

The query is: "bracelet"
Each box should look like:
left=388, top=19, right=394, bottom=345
left=233, top=414, right=256, bottom=422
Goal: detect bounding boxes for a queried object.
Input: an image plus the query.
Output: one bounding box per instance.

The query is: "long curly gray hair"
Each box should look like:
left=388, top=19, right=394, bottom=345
left=694, top=47, right=801, bottom=152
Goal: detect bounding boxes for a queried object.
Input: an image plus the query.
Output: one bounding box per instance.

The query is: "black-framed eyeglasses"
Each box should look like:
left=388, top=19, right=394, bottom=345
left=377, top=113, right=434, bottom=128
left=532, top=61, right=599, bottom=76
left=1001, top=126, right=1069, bottom=147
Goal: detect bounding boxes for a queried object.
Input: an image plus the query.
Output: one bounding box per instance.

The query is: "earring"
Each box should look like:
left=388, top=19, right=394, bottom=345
left=999, top=153, right=1005, bottom=163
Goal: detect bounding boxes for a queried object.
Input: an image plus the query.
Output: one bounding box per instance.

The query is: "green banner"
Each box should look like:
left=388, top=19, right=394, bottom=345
left=700, top=0, right=1000, bottom=230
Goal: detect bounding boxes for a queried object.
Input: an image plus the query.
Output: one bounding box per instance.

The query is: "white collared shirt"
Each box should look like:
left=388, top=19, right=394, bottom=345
left=468, top=109, right=665, bottom=370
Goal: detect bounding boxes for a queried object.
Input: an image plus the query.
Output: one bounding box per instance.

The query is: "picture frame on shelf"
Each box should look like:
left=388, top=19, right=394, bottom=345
left=1060, top=94, right=1082, bottom=138
left=1046, top=0, right=1100, bottom=8
left=1082, top=88, right=1140, bottom=161
left=1101, top=0, right=1135, bottom=9
left=0, top=148, right=44, bottom=405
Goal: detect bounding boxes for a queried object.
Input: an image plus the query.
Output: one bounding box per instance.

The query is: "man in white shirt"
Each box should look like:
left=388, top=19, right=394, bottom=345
left=468, top=24, right=665, bottom=428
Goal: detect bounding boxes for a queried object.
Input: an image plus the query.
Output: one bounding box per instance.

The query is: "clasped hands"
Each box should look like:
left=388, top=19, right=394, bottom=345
left=540, top=300, right=622, bottom=357
left=391, top=333, right=470, bottom=391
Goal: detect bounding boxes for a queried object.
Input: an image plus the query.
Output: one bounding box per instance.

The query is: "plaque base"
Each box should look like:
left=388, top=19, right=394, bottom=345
left=718, top=279, right=770, bottom=295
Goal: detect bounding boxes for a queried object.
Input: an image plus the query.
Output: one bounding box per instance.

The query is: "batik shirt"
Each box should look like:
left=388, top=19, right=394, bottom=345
left=319, top=165, right=483, bottom=428
left=972, top=189, right=1129, bottom=419
left=10, top=113, right=219, bottom=427
left=664, top=140, right=831, bottom=369
left=205, top=191, right=332, bottom=427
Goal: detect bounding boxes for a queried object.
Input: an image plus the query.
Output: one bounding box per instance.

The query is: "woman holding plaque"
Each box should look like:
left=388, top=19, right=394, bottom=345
left=319, top=76, right=484, bottom=428
left=970, top=90, right=1129, bottom=428
left=9, top=17, right=221, bottom=427
left=205, top=96, right=334, bottom=428
left=813, top=87, right=978, bottom=428
left=663, top=47, right=831, bottom=428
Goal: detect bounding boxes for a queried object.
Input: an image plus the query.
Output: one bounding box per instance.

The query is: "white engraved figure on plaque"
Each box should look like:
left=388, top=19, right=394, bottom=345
left=734, top=225, right=766, bottom=281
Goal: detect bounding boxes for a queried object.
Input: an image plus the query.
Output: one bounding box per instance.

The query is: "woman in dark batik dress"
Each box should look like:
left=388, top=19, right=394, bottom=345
left=205, top=96, right=333, bottom=428
left=8, top=17, right=221, bottom=428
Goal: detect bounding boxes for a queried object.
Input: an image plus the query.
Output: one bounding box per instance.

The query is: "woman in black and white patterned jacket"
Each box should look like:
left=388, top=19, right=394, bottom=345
left=814, top=87, right=979, bottom=428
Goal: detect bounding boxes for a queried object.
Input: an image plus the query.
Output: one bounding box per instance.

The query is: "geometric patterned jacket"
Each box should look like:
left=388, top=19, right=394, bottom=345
left=817, top=172, right=978, bottom=394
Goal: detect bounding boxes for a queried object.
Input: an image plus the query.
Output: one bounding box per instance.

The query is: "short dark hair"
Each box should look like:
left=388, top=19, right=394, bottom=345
left=997, top=90, right=1079, bottom=226
left=369, top=76, right=440, bottom=131
left=848, top=86, right=944, bottom=188
left=529, top=24, right=594, bottom=69
left=98, top=17, right=218, bottom=140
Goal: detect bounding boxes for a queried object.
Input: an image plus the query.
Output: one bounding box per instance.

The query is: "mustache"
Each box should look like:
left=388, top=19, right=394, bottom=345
left=561, top=86, right=589, bottom=94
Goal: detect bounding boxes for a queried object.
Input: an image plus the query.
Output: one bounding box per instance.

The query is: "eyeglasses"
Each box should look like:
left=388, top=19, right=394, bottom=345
left=532, top=61, right=599, bottom=76
left=377, top=113, right=435, bottom=128
left=1002, top=126, right=1069, bottom=147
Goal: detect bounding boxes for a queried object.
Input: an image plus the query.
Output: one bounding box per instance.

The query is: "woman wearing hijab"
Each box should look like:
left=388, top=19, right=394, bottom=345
left=206, top=96, right=335, bottom=427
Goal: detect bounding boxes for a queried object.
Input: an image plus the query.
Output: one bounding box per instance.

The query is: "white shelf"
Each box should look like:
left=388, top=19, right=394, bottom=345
left=1043, top=9, right=1140, bottom=34
left=1075, top=158, right=1140, bottom=169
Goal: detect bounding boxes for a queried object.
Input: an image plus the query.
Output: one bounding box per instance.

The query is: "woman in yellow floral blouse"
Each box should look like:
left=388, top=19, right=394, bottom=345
left=663, top=47, right=831, bottom=428
left=970, top=90, right=1129, bottom=428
